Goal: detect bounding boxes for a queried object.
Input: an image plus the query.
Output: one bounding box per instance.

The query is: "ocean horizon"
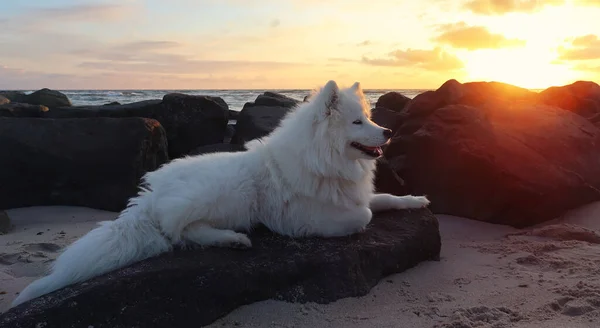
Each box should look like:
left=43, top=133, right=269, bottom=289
left=7, top=89, right=435, bottom=111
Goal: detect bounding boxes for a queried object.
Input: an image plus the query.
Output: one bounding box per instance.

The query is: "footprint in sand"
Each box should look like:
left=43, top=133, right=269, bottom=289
left=23, top=243, right=62, bottom=253
left=0, top=243, right=61, bottom=265
left=0, top=253, right=21, bottom=265
left=437, top=306, right=525, bottom=328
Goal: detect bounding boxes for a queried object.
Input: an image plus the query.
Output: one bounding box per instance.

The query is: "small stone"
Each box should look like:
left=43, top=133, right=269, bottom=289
left=0, top=211, right=12, bottom=234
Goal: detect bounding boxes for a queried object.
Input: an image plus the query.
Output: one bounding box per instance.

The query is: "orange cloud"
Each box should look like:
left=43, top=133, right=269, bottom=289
left=362, top=47, right=464, bottom=71
left=464, top=0, right=564, bottom=15
left=558, top=34, right=600, bottom=60
left=433, top=22, right=526, bottom=50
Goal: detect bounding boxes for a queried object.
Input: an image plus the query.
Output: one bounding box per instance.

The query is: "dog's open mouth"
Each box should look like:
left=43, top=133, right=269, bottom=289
left=350, top=142, right=383, bottom=158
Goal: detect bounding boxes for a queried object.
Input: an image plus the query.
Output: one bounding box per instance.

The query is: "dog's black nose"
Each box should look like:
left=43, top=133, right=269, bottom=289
left=383, top=128, right=393, bottom=139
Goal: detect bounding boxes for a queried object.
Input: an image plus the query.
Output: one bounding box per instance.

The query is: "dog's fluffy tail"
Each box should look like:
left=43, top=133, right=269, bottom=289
left=11, top=196, right=172, bottom=307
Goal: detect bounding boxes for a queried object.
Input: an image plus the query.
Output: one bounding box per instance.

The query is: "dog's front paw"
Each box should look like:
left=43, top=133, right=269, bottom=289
left=395, top=195, right=430, bottom=209
left=412, top=196, right=430, bottom=208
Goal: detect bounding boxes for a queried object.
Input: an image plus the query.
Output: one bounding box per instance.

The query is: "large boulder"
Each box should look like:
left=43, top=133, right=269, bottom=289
left=0, top=208, right=441, bottom=328
left=228, top=109, right=239, bottom=121
left=45, top=94, right=229, bottom=159
left=376, top=80, right=600, bottom=228
left=375, top=91, right=411, bottom=112
left=254, top=91, right=299, bottom=108
left=24, top=88, right=72, bottom=108
left=0, top=91, right=27, bottom=103
left=371, top=107, right=406, bottom=134
left=0, top=117, right=169, bottom=212
left=231, top=92, right=298, bottom=145
left=539, top=80, right=600, bottom=119
left=0, top=103, right=49, bottom=117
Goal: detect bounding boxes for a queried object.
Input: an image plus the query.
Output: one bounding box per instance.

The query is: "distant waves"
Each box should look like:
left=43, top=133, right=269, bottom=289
left=19, top=89, right=430, bottom=110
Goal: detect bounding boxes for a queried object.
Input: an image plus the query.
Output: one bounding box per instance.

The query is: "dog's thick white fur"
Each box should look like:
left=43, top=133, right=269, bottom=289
left=12, top=80, right=430, bottom=307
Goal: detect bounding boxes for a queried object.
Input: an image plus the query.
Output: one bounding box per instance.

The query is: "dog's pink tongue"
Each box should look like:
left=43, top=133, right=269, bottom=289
left=376, top=147, right=383, bottom=156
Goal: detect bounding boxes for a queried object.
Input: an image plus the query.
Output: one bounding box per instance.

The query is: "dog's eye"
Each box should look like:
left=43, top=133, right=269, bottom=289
left=352, top=120, right=362, bottom=125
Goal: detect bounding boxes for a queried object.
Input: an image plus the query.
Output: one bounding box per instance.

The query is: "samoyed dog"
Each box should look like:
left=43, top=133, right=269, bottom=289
left=12, top=80, right=430, bottom=307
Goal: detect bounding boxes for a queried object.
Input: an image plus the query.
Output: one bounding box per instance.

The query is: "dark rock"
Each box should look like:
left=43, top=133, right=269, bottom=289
left=159, top=93, right=229, bottom=157
left=0, top=91, right=27, bottom=103
left=228, top=109, right=239, bottom=120
left=103, top=101, right=121, bottom=106
left=45, top=94, right=229, bottom=159
left=231, top=105, right=292, bottom=145
left=0, top=95, right=9, bottom=105
left=375, top=92, right=411, bottom=112
left=0, top=103, right=49, bottom=117
left=0, top=210, right=11, bottom=234
left=539, top=81, right=600, bottom=119
left=376, top=79, right=600, bottom=228
left=0, top=209, right=441, bottom=328
left=371, top=107, right=406, bottom=135
left=252, top=92, right=299, bottom=109
left=224, top=123, right=236, bottom=143
left=25, top=88, right=72, bottom=108
left=188, top=143, right=247, bottom=156
left=0, top=117, right=169, bottom=212
left=210, top=96, right=229, bottom=112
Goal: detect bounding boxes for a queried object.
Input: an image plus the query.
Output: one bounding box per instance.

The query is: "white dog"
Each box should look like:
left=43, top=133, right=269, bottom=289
left=12, top=80, right=430, bottom=307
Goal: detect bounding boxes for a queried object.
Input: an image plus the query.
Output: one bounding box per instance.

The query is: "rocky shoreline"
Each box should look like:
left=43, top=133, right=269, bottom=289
left=2, top=79, right=600, bottom=326
left=3, top=80, right=600, bottom=227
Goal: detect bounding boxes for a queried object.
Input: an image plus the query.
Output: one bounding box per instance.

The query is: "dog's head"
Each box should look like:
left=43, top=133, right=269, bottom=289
left=311, top=80, right=392, bottom=161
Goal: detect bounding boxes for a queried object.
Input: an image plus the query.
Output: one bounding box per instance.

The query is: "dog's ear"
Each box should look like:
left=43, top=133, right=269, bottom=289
left=350, top=81, right=361, bottom=93
left=318, top=80, right=339, bottom=117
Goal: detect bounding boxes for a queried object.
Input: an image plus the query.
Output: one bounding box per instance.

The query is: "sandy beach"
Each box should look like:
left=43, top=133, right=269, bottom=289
left=1, top=204, right=599, bottom=327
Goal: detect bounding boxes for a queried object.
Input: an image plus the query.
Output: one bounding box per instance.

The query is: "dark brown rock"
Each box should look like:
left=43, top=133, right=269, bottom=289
left=253, top=92, right=299, bottom=108
left=0, top=210, right=11, bottom=234
left=228, top=109, right=239, bottom=120
left=0, top=103, right=49, bottom=117
left=25, top=88, right=72, bottom=108
left=0, top=208, right=441, bottom=328
left=377, top=79, right=600, bottom=228
left=0, top=117, right=169, bottom=212
left=539, top=81, right=600, bottom=119
left=375, top=92, right=411, bottom=112
left=0, top=91, right=27, bottom=103
left=45, top=94, right=229, bottom=159
left=230, top=93, right=297, bottom=145
left=371, top=107, right=406, bottom=135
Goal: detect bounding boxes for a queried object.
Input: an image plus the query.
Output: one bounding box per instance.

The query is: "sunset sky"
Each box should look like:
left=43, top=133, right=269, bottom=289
left=1, top=0, right=599, bottom=90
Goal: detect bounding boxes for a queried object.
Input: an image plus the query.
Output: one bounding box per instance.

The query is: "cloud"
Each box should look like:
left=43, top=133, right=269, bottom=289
left=69, top=39, right=310, bottom=75
left=78, top=58, right=308, bottom=75
left=572, top=63, right=600, bottom=73
left=362, top=47, right=464, bottom=71
left=464, top=0, right=565, bottom=15
left=357, top=40, right=373, bottom=46
left=558, top=34, right=600, bottom=60
left=26, top=4, right=130, bottom=22
left=0, top=63, right=280, bottom=90
left=0, top=3, right=135, bottom=34
left=269, top=19, right=280, bottom=28
left=433, top=22, right=526, bottom=50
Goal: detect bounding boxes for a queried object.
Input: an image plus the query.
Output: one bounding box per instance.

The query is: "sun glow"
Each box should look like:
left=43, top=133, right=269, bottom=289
left=455, top=2, right=600, bottom=89
left=461, top=46, right=578, bottom=89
